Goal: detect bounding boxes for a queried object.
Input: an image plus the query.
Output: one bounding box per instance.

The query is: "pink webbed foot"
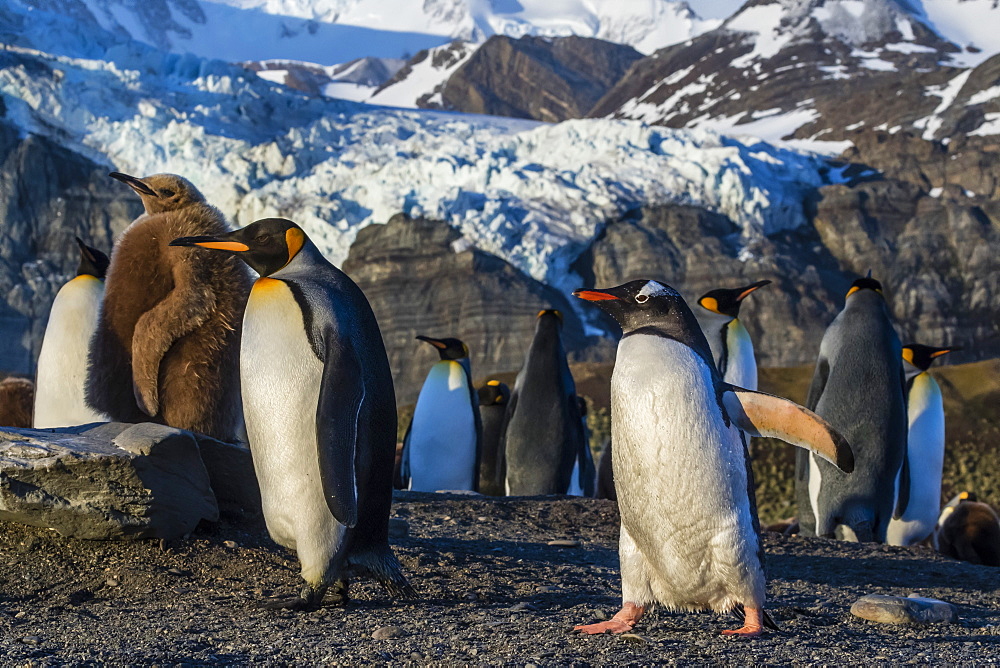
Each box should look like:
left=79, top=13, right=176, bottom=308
left=574, top=602, right=645, bottom=635
left=721, top=606, right=766, bottom=637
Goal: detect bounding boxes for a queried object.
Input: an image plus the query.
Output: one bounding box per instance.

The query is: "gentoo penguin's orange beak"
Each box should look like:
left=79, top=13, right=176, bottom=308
left=573, top=289, right=619, bottom=301
left=109, top=172, right=158, bottom=197
left=415, top=336, right=448, bottom=350
left=169, top=235, right=250, bottom=252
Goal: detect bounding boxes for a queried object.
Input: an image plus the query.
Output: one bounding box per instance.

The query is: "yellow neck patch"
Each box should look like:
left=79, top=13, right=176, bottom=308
left=285, top=227, right=306, bottom=267
left=253, top=277, right=283, bottom=292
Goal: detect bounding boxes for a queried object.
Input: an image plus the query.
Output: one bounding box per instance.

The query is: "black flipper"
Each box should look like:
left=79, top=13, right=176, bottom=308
left=894, top=366, right=911, bottom=519
left=316, top=335, right=364, bottom=528
left=495, top=386, right=517, bottom=493
left=399, top=416, right=413, bottom=490
left=466, top=367, right=484, bottom=493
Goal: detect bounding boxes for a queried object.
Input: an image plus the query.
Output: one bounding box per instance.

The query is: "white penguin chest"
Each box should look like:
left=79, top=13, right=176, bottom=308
left=612, top=335, right=762, bottom=607
left=723, top=318, right=757, bottom=390
left=34, top=276, right=106, bottom=428
left=240, top=278, right=329, bottom=546
left=407, top=361, right=477, bottom=492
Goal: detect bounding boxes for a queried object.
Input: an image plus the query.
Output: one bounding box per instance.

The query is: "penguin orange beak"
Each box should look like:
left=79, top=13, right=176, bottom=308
left=169, top=235, right=250, bottom=252
left=930, top=348, right=957, bottom=359
left=736, top=280, right=771, bottom=302
left=573, top=289, right=619, bottom=301
left=416, top=336, right=448, bottom=350
left=109, top=172, right=158, bottom=197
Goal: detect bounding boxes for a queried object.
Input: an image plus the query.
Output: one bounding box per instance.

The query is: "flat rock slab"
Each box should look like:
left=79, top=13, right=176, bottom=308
left=0, top=422, right=218, bottom=540
left=851, top=594, right=958, bottom=624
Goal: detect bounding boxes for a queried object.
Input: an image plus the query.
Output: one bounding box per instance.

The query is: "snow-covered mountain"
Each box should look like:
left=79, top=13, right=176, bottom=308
left=590, top=0, right=1000, bottom=145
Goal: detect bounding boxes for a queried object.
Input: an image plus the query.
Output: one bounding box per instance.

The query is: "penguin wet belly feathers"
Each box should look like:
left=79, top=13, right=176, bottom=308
left=171, top=218, right=414, bottom=609
left=573, top=280, right=853, bottom=637
left=795, top=274, right=908, bottom=543
left=696, top=280, right=770, bottom=390
left=400, top=336, right=481, bottom=493
left=87, top=172, right=251, bottom=442
left=34, top=238, right=109, bottom=428
left=887, top=344, right=957, bottom=547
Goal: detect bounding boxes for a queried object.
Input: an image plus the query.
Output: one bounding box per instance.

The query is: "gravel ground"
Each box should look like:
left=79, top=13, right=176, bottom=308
left=1, top=492, right=999, bottom=665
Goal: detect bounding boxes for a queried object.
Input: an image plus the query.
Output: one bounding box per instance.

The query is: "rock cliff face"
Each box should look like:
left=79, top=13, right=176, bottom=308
left=0, top=121, right=140, bottom=375
left=418, top=35, right=643, bottom=122
left=342, top=214, right=607, bottom=403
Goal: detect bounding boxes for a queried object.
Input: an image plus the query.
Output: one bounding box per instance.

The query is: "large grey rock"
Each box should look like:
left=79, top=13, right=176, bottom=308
left=0, top=422, right=218, bottom=539
left=851, top=594, right=957, bottom=624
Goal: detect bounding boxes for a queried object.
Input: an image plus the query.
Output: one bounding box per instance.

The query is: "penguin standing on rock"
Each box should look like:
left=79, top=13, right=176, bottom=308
left=887, top=344, right=956, bottom=547
left=572, top=280, right=854, bottom=636
left=87, top=173, right=251, bottom=442
left=795, top=274, right=908, bottom=542
left=697, top=280, right=770, bottom=390
left=477, top=380, right=510, bottom=496
left=171, top=218, right=414, bottom=609
left=501, top=309, right=586, bottom=496
left=34, top=238, right=109, bottom=428
left=401, top=336, right=481, bottom=492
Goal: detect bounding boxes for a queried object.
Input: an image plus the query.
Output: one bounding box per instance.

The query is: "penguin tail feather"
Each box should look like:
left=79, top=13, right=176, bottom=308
left=351, top=548, right=418, bottom=600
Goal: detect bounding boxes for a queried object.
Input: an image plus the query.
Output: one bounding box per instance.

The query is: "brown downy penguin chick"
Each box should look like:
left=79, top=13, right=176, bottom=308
left=0, top=377, right=34, bottom=428
left=935, top=493, right=1000, bottom=567
left=86, top=172, right=252, bottom=441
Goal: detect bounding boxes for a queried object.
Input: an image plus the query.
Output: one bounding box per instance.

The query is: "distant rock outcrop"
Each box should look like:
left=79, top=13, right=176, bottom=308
left=419, top=35, right=643, bottom=122
left=342, top=213, right=606, bottom=403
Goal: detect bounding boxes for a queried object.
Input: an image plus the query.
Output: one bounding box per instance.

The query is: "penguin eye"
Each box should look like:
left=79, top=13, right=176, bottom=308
left=635, top=294, right=649, bottom=304
left=160, top=189, right=175, bottom=198
left=254, top=234, right=270, bottom=243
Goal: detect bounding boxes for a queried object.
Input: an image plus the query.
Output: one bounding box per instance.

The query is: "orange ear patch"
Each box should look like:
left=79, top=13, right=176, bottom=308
left=285, top=227, right=305, bottom=265
left=700, top=296, right=720, bottom=313
left=195, top=241, right=250, bottom=252
left=902, top=348, right=914, bottom=364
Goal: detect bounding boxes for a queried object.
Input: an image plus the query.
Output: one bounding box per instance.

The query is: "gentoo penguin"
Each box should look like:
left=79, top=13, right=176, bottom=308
left=934, top=493, right=1000, bottom=567
left=572, top=280, right=853, bottom=636
left=795, top=274, right=908, bottom=542
left=566, top=396, right=597, bottom=497
left=502, top=310, right=586, bottom=496
left=697, top=280, right=770, bottom=390
left=0, top=377, right=34, bottom=428
left=170, top=218, right=413, bottom=608
left=477, top=380, right=510, bottom=496
left=400, top=336, right=481, bottom=492
left=87, top=172, right=251, bottom=441
left=886, top=344, right=956, bottom=547
left=34, top=238, right=109, bottom=428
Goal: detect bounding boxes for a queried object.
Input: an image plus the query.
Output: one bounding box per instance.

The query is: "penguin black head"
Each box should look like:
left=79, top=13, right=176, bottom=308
left=846, top=273, right=883, bottom=299
left=169, top=218, right=308, bottom=277
left=902, top=344, right=959, bottom=371
left=74, top=237, right=109, bottom=279
left=697, top=280, right=771, bottom=318
left=537, top=309, right=563, bottom=324
left=477, top=380, right=510, bottom=406
left=417, top=336, right=469, bottom=361
left=574, top=279, right=699, bottom=337
left=110, top=172, right=206, bottom=214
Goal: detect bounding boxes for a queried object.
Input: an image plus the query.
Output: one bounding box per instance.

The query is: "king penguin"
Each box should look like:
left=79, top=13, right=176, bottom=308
left=400, top=336, right=481, bottom=492
left=87, top=172, right=251, bottom=442
left=572, top=280, right=853, bottom=636
left=697, top=280, right=770, bottom=390
left=935, top=492, right=1000, bottom=567
left=501, top=309, right=586, bottom=496
left=477, top=380, right=510, bottom=496
left=886, top=344, right=956, bottom=546
left=34, top=238, right=109, bottom=428
left=795, top=274, right=908, bottom=542
left=170, top=217, right=413, bottom=609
